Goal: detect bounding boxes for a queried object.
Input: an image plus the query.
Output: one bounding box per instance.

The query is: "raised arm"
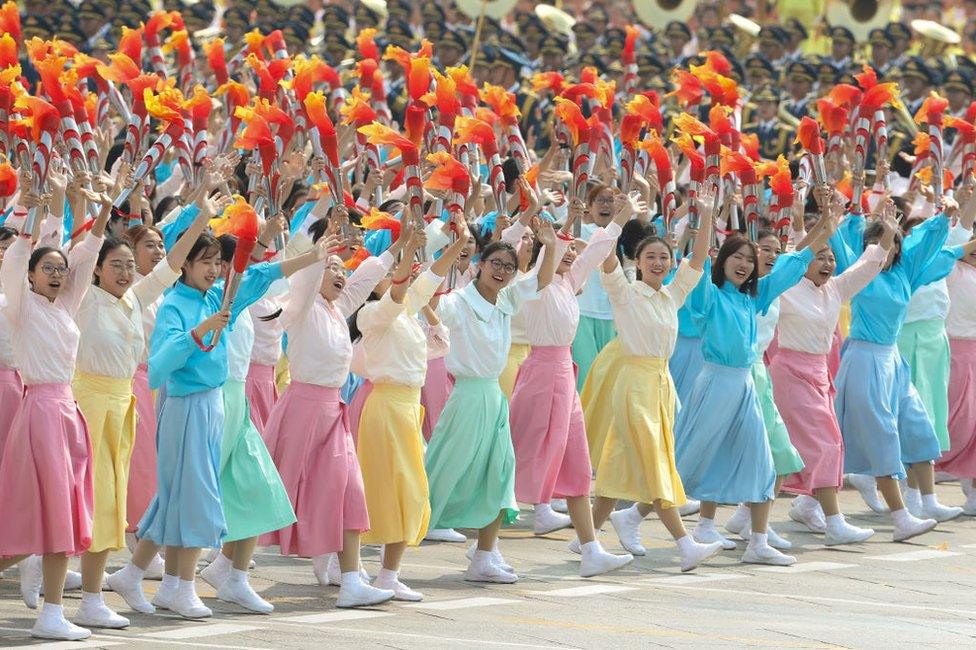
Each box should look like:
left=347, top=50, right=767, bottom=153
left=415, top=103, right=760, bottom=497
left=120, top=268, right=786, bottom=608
left=757, top=247, right=816, bottom=313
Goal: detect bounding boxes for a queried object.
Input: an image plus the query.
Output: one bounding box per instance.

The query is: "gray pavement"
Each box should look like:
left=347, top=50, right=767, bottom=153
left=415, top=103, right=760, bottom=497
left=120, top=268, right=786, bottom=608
left=2, top=482, right=976, bottom=649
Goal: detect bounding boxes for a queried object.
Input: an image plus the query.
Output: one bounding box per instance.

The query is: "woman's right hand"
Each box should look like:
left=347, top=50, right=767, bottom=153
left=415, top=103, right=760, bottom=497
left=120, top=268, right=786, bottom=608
left=196, top=310, right=230, bottom=336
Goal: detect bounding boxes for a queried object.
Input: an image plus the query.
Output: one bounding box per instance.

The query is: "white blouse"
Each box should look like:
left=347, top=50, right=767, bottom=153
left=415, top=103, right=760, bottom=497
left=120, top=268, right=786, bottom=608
left=226, top=308, right=255, bottom=383
left=283, top=251, right=393, bottom=388
left=947, top=261, right=976, bottom=339
left=249, top=294, right=285, bottom=367
left=1, top=234, right=102, bottom=385
left=75, top=259, right=180, bottom=378
left=601, top=260, right=702, bottom=358
left=0, top=292, right=14, bottom=369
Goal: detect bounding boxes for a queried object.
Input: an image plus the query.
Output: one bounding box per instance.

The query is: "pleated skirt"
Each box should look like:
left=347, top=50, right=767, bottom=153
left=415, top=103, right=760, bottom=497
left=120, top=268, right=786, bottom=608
left=425, top=377, right=519, bottom=530
left=347, top=379, right=373, bottom=446
left=897, top=318, right=951, bottom=451
left=571, top=315, right=616, bottom=392
left=220, top=380, right=296, bottom=542
left=0, top=367, right=23, bottom=461
left=936, top=339, right=976, bottom=478
left=245, top=362, right=278, bottom=433
left=0, top=383, right=93, bottom=556
left=420, top=356, right=454, bottom=442
left=751, top=360, right=805, bottom=477
left=510, top=346, right=591, bottom=504
left=128, top=365, right=157, bottom=533
left=835, top=339, right=941, bottom=479
left=581, top=337, right=624, bottom=468
left=499, top=342, right=530, bottom=399
left=138, top=387, right=226, bottom=549
left=357, top=384, right=430, bottom=545
left=595, top=356, right=686, bottom=508
left=260, top=382, right=369, bottom=557
left=674, top=363, right=776, bottom=504
left=73, top=373, right=136, bottom=553
left=771, top=349, right=845, bottom=494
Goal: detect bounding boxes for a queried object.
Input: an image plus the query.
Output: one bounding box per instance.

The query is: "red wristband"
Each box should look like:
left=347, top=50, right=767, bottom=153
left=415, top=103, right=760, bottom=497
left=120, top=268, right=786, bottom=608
left=391, top=275, right=410, bottom=285
left=191, top=328, right=215, bottom=352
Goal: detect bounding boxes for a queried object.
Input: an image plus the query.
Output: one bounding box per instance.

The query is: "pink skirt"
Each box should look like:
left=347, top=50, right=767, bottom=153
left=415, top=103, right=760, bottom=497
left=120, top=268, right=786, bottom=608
left=245, top=363, right=278, bottom=433
left=0, top=383, right=93, bottom=556
left=0, top=367, right=23, bottom=461
left=421, top=356, right=454, bottom=442
left=828, top=326, right=842, bottom=379
left=770, top=349, right=844, bottom=494
left=127, top=365, right=157, bottom=532
left=509, top=345, right=591, bottom=504
left=347, top=379, right=373, bottom=446
left=936, top=339, right=976, bottom=478
left=260, top=382, right=369, bottom=557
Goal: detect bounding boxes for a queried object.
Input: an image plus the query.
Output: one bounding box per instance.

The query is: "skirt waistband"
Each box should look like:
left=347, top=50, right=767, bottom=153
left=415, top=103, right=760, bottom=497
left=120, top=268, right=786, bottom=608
left=701, top=361, right=752, bottom=378
left=23, top=382, right=73, bottom=399
left=73, top=372, right=133, bottom=397
left=286, top=381, right=342, bottom=403
left=772, top=347, right=829, bottom=365
left=620, top=355, right=669, bottom=371
left=0, top=367, right=20, bottom=382
left=901, top=318, right=948, bottom=335
left=369, top=383, right=422, bottom=401
left=949, top=337, right=976, bottom=352
left=844, top=338, right=897, bottom=354
left=526, top=345, right=572, bottom=361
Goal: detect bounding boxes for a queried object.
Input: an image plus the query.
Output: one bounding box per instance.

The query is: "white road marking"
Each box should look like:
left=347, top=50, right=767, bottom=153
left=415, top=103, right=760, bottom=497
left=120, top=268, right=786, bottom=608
left=642, top=573, right=744, bottom=585
left=753, top=561, right=858, bottom=573
left=530, top=585, right=637, bottom=597
left=863, top=550, right=961, bottom=562
left=142, top=623, right=261, bottom=639
left=8, top=641, right=123, bottom=649
left=405, top=596, right=521, bottom=610
left=319, top=625, right=566, bottom=649
left=277, top=610, right=393, bottom=624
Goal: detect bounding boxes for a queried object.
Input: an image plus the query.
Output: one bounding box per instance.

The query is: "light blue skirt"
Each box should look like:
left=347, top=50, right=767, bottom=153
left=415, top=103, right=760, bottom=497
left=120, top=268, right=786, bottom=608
left=674, top=363, right=776, bottom=503
left=670, top=336, right=705, bottom=415
left=138, top=388, right=227, bottom=548
left=835, top=339, right=941, bottom=479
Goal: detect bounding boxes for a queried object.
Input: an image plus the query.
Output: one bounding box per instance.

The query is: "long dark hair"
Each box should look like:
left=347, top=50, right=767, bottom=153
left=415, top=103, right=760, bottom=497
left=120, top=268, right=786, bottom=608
left=93, top=237, right=132, bottom=286
left=712, top=236, right=759, bottom=296
left=864, top=220, right=902, bottom=268
left=28, top=246, right=68, bottom=272
left=633, top=235, right=674, bottom=281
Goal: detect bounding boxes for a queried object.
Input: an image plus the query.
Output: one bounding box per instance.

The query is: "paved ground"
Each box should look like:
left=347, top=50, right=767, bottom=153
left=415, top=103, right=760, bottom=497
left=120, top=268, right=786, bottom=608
left=2, top=482, right=976, bottom=649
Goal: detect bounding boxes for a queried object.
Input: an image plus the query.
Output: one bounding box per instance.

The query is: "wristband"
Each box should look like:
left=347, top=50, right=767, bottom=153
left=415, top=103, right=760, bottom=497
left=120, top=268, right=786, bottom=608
left=556, top=231, right=574, bottom=242
left=434, top=290, right=450, bottom=296
left=191, top=328, right=215, bottom=352
left=391, top=275, right=410, bottom=285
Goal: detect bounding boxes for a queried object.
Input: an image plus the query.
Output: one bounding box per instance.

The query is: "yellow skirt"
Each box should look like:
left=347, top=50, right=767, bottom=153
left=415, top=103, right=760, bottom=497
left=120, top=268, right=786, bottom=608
left=839, top=302, right=851, bottom=339
left=499, top=343, right=530, bottom=399
left=357, top=383, right=431, bottom=545
left=580, top=338, right=624, bottom=467
left=275, top=354, right=291, bottom=394
left=594, top=356, right=686, bottom=508
left=72, top=372, right=136, bottom=552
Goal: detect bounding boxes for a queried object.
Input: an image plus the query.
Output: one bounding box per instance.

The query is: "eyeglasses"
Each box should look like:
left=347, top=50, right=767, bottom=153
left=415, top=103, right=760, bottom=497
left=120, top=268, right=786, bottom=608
left=487, top=258, right=517, bottom=275
left=107, top=261, right=137, bottom=272
left=39, top=263, right=69, bottom=277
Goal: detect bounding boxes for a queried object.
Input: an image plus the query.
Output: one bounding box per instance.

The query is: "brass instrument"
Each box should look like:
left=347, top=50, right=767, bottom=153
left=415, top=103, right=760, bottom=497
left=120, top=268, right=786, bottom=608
left=727, top=13, right=760, bottom=60
left=455, top=0, right=517, bottom=21
left=911, top=19, right=961, bottom=62
left=824, top=0, right=894, bottom=43
left=777, top=103, right=802, bottom=128
left=535, top=4, right=576, bottom=38
left=633, top=0, right=698, bottom=29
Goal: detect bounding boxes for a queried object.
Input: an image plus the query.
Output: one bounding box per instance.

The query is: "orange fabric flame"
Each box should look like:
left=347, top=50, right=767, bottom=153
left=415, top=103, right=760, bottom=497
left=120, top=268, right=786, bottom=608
left=243, top=29, right=265, bottom=60
left=667, top=69, right=704, bottom=107
left=340, top=86, right=378, bottom=125
left=421, top=69, right=461, bottom=120
left=860, top=82, right=898, bottom=115
left=620, top=114, right=643, bottom=148
left=816, top=97, right=849, bottom=134
left=795, top=116, right=825, bottom=154
left=530, top=71, right=564, bottom=95
left=673, top=112, right=717, bottom=142
left=914, top=166, right=932, bottom=185
left=553, top=97, right=590, bottom=146
left=625, top=94, right=663, bottom=133
left=210, top=195, right=259, bottom=239
left=945, top=116, right=976, bottom=144
left=480, top=83, right=520, bottom=125
left=118, top=25, right=143, bottom=64
left=361, top=207, right=401, bottom=236
left=0, top=160, right=17, bottom=197
left=163, top=30, right=192, bottom=66
left=854, top=65, right=878, bottom=90
left=288, top=55, right=331, bottom=102
left=740, top=132, right=760, bottom=161
left=35, top=54, right=68, bottom=105
left=234, top=107, right=273, bottom=150
left=0, top=33, right=17, bottom=69
left=202, top=38, right=227, bottom=85
left=622, top=25, right=638, bottom=65
left=708, top=104, right=734, bottom=136
left=404, top=103, right=427, bottom=147
left=359, top=121, right=418, bottom=164
left=183, top=84, right=211, bottom=125
left=827, top=83, right=861, bottom=108
left=145, top=11, right=177, bottom=42
left=912, top=132, right=930, bottom=156
left=344, top=246, right=371, bottom=270
left=407, top=56, right=432, bottom=101
left=640, top=132, right=673, bottom=184
left=0, top=1, right=20, bottom=42
left=426, top=151, right=470, bottom=195
left=356, top=27, right=379, bottom=61
left=446, top=65, right=479, bottom=102
left=144, top=86, right=184, bottom=123
left=453, top=115, right=498, bottom=149
left=769, top=156, right=794, bottom=204
left=720, top=147, right=754, bottom=177
left=561, top=82, right=602, bottom=107
left=216, top=81, right=250, bottom=110
left=914, top=93, right=949, bottom=126
left=13, top=94, right=60, bottom=140
left=96, top=52, right=141, bottom=83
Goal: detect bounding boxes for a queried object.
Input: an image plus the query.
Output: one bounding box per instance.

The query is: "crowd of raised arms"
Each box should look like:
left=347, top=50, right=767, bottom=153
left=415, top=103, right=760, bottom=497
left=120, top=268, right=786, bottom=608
left=1, top=0, right=976, bottom=642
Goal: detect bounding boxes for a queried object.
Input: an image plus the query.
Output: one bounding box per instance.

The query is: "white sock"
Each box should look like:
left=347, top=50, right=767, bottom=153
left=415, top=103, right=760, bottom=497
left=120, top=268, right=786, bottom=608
left=39, top=602, right=64, bottom=620
left=922, top=493, right=939, bottom=508
left=825, top=514, right=844, bottom=527
left=121, top=562, right=146, bottom=581
left=697, top=517, right=715, bottom=530
left=161, top=573, right=178, bottom=590
left=211, top=553, right=232, bottom=570
left=750, top=532, right=769, bottom=547
left=340, top=571, right=361, bottom=589
left=535, top=503, right=553, bottom=514
left=228, top=568, right=247, bottom=585
left=177, top=579, right=197, bottom=597
left=675, top=535, right=696, bottom=553
left=580, top=540, right=602, bottom=557
left=891, top=507, right=913, bottom=525
left=473, top=549, right=493, bottom=566
left=625, top=504, right=645, bottom=524
left=907, top=487, right=921, bottom=500
left=377, top=568, right=397, bottom=583
left=80, top=590, right=103, bottom=605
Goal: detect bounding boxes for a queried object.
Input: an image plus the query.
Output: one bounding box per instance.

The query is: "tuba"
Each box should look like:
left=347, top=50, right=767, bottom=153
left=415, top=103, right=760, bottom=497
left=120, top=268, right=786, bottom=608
left=911, top=19, right=961, bottom=62
left=727, top=13, right=760, bottom=59
left=633, top=0, right=699, bottom=28
left=824, top=0, right=894, bottom=43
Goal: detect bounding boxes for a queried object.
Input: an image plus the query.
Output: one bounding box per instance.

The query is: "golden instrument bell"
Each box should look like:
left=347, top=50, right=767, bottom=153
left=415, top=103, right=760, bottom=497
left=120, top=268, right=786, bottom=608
left=455, top=0, right=518, bottom=21
left=825, top=0, right=894, bottom=43
left=535, top=4, right=576, bottom=37
left=634, top=0, right=698, bottom=29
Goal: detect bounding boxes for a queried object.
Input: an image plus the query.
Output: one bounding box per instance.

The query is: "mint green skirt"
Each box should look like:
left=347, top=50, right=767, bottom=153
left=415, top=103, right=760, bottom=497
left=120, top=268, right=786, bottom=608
left=220, top=380, right=296, bottom=542
left=571, top=315, right=617, bottom=392
left=897, top=318, right=951, bottom=452
left=752, top=360, right=805, bottom=477
left=425, top=377, right=519, bottom=530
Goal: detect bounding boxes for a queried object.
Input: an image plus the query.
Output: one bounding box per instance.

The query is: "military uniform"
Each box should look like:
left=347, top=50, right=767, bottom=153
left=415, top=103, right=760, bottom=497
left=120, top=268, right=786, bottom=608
left=782, top=60, right=816, bottom=120
left=742, top=86, right=796, bottom=160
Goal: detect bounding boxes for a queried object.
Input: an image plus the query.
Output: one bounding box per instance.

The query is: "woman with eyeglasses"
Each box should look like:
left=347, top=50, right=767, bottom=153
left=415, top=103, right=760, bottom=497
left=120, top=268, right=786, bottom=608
left=0, top=189, right=110, bottom=641
left=424, top=221, right=559, bottom=584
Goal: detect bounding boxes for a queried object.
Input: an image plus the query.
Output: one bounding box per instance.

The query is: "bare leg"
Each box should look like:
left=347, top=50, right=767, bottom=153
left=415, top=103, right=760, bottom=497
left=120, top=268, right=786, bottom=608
left=0, top=554, right=29, bottom=572
left=80, top=550, right=109, bottom=593
left=221, top=541, right=236, bottom=562
left=814, top=487, right=841, bottom=517
left=131, top=538, right=159, bottom=571
left=749, top=501, right=772, bottom=533
left=655, top=501, right=688, bottom=540
left=337, top=530, right=361, bottom=573
left=163, top=547, right=177, bottom=575
left=591, top=496, right=617, bottom=531
left=567, top=496, right=596, bottom=544
left=910, top=462, right=936, bottom=496
left=906, top=470, right=919, bottom=490
left=41, top=553, right=69, bottom=606
left=176, top=548, right=201, bottom=581
left=476, top=513, right=504, bottom=552
left=699, top=501, right=718, bottom=520
left=774, top=476, right=785, bottom=495
left=877, top=476, right=906, bottom=511
left=230, top=537, right=257, bottom=572
left=636, top=503, right=654, bottom=517
left=382, top=542, right=406, bottom=572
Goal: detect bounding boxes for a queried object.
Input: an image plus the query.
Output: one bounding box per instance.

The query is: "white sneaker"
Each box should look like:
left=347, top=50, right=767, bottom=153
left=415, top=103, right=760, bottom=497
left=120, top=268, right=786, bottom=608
left=465, top=542, right=514, bottom=573
left=73, top=596, right=130, bottom=629
left=579, top=542, right=633, bottom=578
left=824, top=517, right=875, bottom=546
left=105, top=565, right=155, bottom=614
left=19, top=556, right=42, bottom=609
left=847, top=474, right=889, bottom=513
left=63, top=569, right=83, bottom=591
left=203, top=547, right=220, bottom=563
left=551, top=498, right=569, bottom=514
left=723, top=505, right=750, bottom=536
left=31, top=609, right=91, bottom=641
left=963, top=492, right=976, bottom=516
left=679, top=539, right=724, bottom=572
left=200, top=553, right=232, bottom=590
left=216, top=572, right=274, bottom=614
left=337, top=576, right=395, bottom=607
left=533, top=504, right=572, bottom=535
left=374, top=572, right=423, bottom=602
left=144, top=554, right=165, bottom=581
left=312, top=554, right=334, bottom=587
left=788, top=496, right=827, bottom=533
left=171, top=582, right=212, bottom=619
left=424, top=528, right=468, bottom=542
left=152, top=577, right=177, bottom=610
left=892, top=514, right=938, bottom=542
left=464, top=551, right=518, bottom=584
left=742, top=540, right=796, bottom=566
left=610, top=507, right=647, bottom=556
left=739, top=526, right=792, bottom=550
left=903, top=487, right=924, bottom=518
left=568, top=538, right=581, bottom=555
left=693, top=523, right=737, bottom=550
left=922, top=501, right=963, bottom=522
left=678, top=499, right=701, bottom=516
